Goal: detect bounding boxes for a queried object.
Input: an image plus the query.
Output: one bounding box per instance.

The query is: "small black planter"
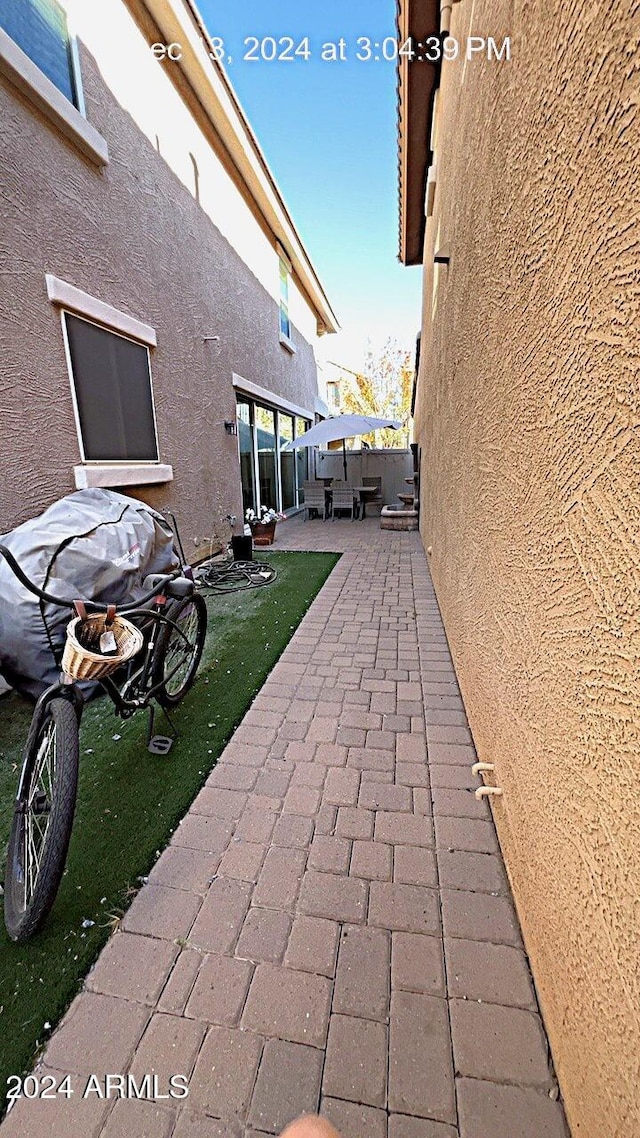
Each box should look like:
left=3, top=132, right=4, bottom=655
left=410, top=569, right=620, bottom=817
left=231, top=535, right=253, bottom=561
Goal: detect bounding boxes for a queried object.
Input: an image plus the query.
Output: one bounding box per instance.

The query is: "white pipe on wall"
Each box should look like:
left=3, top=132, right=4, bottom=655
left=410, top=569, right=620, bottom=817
left=475, top=785, right=504, bottom=800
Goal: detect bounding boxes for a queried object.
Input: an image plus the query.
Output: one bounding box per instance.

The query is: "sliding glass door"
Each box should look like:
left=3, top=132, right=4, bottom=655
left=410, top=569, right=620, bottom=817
left=236, top=398, right=256, bottom=514
left=295, top=417, right=309, bottom=503
left=255, top=405, right=278, bottom=510
left=279, top=414, right=295, bottom=511
left=236, top=396, right=310, bottom=514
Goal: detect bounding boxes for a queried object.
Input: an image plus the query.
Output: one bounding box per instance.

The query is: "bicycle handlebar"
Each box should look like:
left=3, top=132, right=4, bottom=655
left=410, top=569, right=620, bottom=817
left=0, top=544, right=182, bottom=614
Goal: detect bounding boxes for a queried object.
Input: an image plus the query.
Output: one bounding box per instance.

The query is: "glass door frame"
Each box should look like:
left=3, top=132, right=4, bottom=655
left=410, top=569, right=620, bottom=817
left=236, top=396, right=311, bottom=516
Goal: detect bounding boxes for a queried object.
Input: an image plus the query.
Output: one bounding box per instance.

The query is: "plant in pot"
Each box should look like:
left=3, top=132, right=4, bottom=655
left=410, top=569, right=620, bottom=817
left=245, top=507, right=283, bottom=546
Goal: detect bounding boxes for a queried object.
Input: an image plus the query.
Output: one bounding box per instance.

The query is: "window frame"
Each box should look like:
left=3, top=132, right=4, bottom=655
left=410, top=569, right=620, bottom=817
left=0, top=0, right=108, bottom=167
left=277, top=246, right=296, bottom=354
left=61, top=310, right=162, bottom=466
left=233, top=382, right=312, bottom=515
left=47, top=274, right=172, bottom=488
left=1, top=0, right=82, bottom=109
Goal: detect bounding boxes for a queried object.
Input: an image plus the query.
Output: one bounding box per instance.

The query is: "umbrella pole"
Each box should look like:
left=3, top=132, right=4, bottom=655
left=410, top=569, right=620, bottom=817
left=342, top=438, right=347, bottom=480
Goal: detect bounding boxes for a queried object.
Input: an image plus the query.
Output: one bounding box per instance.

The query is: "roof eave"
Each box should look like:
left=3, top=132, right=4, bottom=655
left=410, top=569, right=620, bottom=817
left=397, top=0, right=440, bottom=266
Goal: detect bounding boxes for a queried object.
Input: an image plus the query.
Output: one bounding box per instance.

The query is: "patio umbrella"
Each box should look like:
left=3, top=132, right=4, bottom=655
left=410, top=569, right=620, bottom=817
left=282, top=414, right=402, bottom=480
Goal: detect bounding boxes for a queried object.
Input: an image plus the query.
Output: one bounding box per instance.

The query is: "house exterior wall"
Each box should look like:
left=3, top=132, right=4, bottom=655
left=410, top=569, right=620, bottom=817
left=412, top=2, right=640, bottom=1135
left=0, top=0, right=325, bottom=543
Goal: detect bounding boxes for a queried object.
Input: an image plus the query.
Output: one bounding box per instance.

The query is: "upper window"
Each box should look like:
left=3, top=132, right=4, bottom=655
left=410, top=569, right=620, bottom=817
left=1, top=0, right=79, bottom=108
left=278, top=252, right=292, bottom=343
left=63, top=313, right=159, bottom=462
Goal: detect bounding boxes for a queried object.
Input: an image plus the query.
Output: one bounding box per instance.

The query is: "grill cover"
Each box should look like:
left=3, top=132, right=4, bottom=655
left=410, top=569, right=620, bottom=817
left=0, top=489, right=179, bottom=698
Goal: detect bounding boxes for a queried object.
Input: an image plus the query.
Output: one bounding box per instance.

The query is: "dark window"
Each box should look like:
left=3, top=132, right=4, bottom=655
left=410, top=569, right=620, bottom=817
left=64, top=314, right=159, bottom=462
left=1, top=0, right=78, bottom=107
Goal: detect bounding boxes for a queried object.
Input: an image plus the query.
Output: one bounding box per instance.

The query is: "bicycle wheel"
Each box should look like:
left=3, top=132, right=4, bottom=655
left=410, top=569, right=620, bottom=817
left=152, top=592, right=207, bottom=707
left=4, top=698, right=80, bottom=942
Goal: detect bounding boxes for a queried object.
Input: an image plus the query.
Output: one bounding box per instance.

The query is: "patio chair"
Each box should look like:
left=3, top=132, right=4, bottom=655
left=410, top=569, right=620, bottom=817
left=304, top=483, right=328, bottom=520
left=362, top=476, right=382, bottom=498
left=332, top=486, right=359, bottom=520
left=362, top=476, right=383, bottom=513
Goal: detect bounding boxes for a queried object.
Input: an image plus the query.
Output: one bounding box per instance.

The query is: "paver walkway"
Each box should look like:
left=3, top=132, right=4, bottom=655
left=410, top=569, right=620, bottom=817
left=3, top=517, right=569, bottom=1138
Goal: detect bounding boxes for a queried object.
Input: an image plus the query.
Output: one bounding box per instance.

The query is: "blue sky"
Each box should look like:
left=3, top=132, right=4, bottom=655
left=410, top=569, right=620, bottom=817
left=197, top=0, right=422, bottom=369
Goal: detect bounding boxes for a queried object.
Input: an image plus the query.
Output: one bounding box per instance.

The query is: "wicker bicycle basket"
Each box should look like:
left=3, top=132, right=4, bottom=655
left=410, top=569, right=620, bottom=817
left=61, top=611, right=144, bottom=681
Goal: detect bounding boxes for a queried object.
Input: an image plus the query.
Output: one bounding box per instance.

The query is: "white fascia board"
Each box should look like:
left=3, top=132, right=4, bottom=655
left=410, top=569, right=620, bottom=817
left=0, top=27, right=108, bottom=166
left=138, top=0, right=339, bottom=334
left=232, top=374, right=313, bottom=421
left=46, top=275, right=157, bottom=345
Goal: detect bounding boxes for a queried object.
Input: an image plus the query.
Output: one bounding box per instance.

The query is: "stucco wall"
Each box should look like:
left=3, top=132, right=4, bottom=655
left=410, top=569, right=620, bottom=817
left=414, top=2, right=640, bottom=1135
left=0, top=1, right=321, bottom=545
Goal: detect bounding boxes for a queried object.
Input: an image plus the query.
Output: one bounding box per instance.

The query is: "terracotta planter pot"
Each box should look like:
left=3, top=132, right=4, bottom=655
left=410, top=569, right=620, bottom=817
left=251, top=521, right=276, bottom=546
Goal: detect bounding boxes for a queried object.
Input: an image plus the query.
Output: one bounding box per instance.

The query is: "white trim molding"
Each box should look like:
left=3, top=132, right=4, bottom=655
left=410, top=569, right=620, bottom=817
left=74, top=464, right=173, bottom=489
left=232, top=374, right=313, bottom=421
left=46, top=275, right=157, bottom=345
left=0, top=27, right=108, bottom=167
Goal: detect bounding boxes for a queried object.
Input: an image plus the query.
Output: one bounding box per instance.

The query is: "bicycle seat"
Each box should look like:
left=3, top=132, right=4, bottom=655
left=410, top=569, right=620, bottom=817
left=143, top=573, right=168, bottom=593
left=167, top=577, right=195, bottom=598
left=142, top=574, right=194, bottom=598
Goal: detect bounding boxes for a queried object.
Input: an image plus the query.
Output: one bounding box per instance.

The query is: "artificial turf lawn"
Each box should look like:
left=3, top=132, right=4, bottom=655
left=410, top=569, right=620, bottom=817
left=0, top=549, right=339, bottom=1106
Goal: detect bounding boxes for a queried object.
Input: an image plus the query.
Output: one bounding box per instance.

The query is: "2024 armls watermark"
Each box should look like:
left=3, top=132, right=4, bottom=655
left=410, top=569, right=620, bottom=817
left=6, top=1073, right=189, bottom=1107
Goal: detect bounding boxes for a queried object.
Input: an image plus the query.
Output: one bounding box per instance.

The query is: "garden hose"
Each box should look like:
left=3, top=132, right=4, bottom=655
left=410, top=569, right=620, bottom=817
left=194, top=558, right=277, bottom=595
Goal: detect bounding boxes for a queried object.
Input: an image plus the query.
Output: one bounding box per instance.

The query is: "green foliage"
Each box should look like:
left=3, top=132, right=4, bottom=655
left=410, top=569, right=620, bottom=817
left=340, top=338, right=413, bottom=447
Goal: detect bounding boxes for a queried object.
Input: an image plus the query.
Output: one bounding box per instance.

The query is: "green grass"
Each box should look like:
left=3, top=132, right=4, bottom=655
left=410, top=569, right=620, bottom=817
left=0, top=550, right=339, bottom=1103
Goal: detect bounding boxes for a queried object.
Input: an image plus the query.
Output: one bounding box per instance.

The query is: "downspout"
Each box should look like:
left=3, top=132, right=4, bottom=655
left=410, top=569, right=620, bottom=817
left=440, top=0, right=453, bottom=33
left=441, top=0, right=463, bottom=34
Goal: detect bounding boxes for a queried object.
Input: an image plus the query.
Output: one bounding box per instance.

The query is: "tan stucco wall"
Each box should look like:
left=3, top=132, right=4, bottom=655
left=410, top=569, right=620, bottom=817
left=0, top=2, right=321, bottom=542
left=413, top=2, right=640, bottom=1135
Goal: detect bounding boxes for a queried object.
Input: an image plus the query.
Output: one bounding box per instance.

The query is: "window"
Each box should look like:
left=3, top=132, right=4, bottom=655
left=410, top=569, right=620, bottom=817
left=1, top=0, right=79, bottom=108
left=278, top=250, right=294, bottom=350
left=63, top=313, right=159, bottom=462
left=0, top=0, right=108, bottom=165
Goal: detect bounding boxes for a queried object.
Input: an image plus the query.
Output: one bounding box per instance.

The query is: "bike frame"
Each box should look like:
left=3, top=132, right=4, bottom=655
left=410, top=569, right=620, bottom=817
left=1, top=539, right=208, bottom=942
left=0, top=539, right=197, bottom=729
left=10, top=595, right=202, bottom=820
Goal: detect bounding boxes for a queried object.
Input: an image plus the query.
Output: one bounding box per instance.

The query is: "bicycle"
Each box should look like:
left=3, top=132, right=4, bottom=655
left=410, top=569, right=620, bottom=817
left=0, top=543, right=208, bottom=943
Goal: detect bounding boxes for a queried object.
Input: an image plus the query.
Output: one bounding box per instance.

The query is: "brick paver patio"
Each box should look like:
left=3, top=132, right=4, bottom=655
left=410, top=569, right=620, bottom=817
left=2, top=516, right=569, bottom=1138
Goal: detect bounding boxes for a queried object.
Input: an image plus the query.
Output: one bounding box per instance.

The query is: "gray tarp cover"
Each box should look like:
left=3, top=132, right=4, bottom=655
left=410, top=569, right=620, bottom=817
left=0, top=489, right=179, bottom=698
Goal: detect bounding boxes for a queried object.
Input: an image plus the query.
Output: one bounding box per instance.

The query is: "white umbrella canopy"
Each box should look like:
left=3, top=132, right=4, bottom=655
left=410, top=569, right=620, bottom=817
left=283, top=414, right=402, bottom=479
